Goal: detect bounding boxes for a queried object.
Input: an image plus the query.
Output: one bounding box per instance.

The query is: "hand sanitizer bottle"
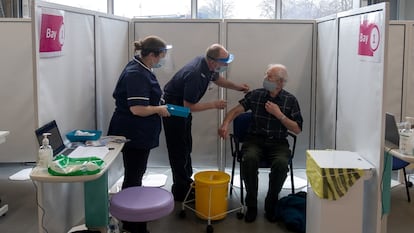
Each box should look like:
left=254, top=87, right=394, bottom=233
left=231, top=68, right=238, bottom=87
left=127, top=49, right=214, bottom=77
left=38, top=133, right=53, bottom=169
left=107, top=216, right=120, bottom=233
left=399, top=122, right=414, bottom=155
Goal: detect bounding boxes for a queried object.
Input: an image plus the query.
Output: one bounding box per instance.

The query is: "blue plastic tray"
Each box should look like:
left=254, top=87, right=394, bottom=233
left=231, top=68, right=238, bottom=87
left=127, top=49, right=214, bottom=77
left=167, top=104, right=190, bottom=118
left=66, top=130, right=102, bottom=142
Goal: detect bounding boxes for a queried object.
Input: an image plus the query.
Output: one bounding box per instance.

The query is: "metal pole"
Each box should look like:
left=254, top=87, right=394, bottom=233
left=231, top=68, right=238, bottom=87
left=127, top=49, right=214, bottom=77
left=0, top=0, right=5, bottom=17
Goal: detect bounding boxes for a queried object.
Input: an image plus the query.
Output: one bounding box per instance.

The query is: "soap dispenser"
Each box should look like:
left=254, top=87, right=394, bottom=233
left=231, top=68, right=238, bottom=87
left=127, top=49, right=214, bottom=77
left=38, top=133, right=53, bottom=169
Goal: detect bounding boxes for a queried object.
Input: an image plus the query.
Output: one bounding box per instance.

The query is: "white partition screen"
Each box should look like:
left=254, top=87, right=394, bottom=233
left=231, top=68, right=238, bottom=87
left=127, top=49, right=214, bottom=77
left=96, top=16, right=130, bottom=134
left=225, top=20, right=315, bottom=168
left=336, top=4, right=388, bottom=233
left=405, top=23, right=414, bottom=118
left=132, top=20, right=221, bottom=167
left=315, top=17, right=338, bottom=150
left=32, top=3, right=112, bottom=232
left=36, top=5, right=96, bottom=136
left=0, top=20, right=37, bottom=162
left=384, top=23, right=405, bottom=120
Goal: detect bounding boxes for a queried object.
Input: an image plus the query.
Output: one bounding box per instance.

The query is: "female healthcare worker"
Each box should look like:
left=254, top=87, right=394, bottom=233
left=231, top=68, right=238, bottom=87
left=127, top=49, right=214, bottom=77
left=108, top=35, right=172, bottom=233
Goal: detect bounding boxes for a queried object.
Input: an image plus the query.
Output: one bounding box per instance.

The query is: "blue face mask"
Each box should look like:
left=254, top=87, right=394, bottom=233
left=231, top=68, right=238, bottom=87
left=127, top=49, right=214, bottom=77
left=153, top=57, right=166, bottom=68
left=214, top=65, right=228, bottom=73
left=263, top=78, right=277, bottom=92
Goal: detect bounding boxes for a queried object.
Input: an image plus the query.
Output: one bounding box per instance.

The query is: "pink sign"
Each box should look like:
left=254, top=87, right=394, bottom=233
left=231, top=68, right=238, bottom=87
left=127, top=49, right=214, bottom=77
left=39, top=12, right=64, bottom=56
left=358, top=20, right=380, bottom=57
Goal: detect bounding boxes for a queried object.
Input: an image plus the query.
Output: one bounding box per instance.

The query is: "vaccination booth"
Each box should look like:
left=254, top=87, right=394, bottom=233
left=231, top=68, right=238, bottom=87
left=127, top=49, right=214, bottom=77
left=2, top=1, right=414, bottom=233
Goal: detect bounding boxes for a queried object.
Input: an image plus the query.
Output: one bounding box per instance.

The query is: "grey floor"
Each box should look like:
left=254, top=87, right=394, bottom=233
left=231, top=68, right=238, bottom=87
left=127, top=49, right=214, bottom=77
left=0, top=163, right=413, bottom=233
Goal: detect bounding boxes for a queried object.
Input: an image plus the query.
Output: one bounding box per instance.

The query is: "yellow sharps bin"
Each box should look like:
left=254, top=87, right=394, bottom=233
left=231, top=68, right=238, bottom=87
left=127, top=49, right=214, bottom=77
left=194, top=170, right=230, bottom=220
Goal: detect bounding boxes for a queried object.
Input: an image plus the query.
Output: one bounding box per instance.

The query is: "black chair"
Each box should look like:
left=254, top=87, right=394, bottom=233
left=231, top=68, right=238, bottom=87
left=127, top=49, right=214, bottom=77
left=229, top=112, right=297, bottom=205
left=392, top=156, right=412, bottom=202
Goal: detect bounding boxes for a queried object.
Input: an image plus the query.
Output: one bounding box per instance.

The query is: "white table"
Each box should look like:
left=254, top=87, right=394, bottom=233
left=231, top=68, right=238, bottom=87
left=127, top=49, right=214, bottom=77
left=30, top=136, right=125, bottom=233
left=383, top=140, right=414, bottom=196
left=384, top=140, right=414, bottom=163
left=0, top=131, right=10, bottom=216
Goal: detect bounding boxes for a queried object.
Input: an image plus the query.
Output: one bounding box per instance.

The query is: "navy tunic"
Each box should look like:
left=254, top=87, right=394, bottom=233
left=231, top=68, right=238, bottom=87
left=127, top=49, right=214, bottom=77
left=108, top=55, right=162, bottom=149
left=163, top=56, right=218, bottom=104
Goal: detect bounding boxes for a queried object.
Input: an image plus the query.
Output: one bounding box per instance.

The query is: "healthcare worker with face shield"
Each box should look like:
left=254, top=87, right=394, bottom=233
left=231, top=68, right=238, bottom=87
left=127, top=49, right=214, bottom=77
left=107, top=35, right=172, bottom=233
left=162, top=43, right=249, bottom=202
left=218, top=64, right=303, bottom=223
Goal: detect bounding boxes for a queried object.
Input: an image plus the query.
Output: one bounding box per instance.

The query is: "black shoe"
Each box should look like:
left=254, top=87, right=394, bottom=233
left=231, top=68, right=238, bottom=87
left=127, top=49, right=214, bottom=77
left=244, top=207, right=257, bottom=223
left=121, top=221, right=148, bottom=233
left=173, top=187, right=195, bottom=202
left=264, top=196, right=278, bottom=222
left=265, top=211, right=277, bottom=222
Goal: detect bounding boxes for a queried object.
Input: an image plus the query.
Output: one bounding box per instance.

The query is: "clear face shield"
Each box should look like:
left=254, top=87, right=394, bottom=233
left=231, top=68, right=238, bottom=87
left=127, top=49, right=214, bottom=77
left=157, top=45, right=175, bottom=73
left=153, top=45, right=175, bottom=73
left=153, top=45, right=176, bottom=85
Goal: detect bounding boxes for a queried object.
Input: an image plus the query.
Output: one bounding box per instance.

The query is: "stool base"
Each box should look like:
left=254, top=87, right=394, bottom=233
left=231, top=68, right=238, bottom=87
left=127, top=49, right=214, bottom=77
left=122, top=221, right=148, bottom=233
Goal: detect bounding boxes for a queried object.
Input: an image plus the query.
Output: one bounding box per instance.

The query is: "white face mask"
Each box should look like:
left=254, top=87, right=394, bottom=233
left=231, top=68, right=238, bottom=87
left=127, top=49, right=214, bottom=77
left=153, top=57, right=166, bottom=68
left=263, top=78, right=278, bottom=92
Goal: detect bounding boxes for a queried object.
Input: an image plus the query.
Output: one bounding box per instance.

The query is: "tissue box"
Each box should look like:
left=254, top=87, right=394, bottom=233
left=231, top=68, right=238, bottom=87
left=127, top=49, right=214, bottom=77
left=167, top=104, right=190, bottom=118
left=66, top=130, right=102, bottom=142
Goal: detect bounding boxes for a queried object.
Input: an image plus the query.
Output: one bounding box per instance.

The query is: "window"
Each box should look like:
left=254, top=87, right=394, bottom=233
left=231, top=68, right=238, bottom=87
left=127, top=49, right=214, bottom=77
left=41, top=0, right=354, bottom=20
left=43, top=0, right=107, bottom=13
left=198, top=0, right=268, bottom=19
left=114, top=0, right=191, bottom=18
left=197, top=0, right=353, bottom=20
left=281, top=0, right=353, bottom=19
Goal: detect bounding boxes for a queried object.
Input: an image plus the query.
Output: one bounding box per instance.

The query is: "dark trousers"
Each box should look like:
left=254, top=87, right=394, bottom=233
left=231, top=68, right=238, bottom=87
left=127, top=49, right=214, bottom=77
left=120, top=144, right=150, bottom=233
left=163, top=114, right=193, bottom=201
left=121, top=144, right=150, bottom=189
left=241, top=135, right=291, bottom=211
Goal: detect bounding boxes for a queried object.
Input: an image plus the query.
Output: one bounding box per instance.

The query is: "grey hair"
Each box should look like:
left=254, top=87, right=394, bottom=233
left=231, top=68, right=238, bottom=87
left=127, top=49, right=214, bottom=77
left=267, top=64, right=288, bottom=80
left=205, top=44, right=225, bottom=60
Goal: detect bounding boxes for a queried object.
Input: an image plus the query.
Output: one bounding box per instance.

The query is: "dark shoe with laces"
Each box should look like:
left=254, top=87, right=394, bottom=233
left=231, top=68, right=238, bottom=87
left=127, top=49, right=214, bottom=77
left=244, top=207, right=257, bottom=223
left=265, top=211, right=277, bottom=222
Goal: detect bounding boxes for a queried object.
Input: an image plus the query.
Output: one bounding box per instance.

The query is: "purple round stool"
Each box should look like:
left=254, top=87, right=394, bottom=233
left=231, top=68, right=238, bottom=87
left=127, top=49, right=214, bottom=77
left=110, top=186, right=174, bottom=233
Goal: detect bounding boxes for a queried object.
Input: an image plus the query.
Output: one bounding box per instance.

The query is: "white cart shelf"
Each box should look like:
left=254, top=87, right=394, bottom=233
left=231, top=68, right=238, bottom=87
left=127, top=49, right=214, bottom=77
left=0, top=131, right=10, bottom=217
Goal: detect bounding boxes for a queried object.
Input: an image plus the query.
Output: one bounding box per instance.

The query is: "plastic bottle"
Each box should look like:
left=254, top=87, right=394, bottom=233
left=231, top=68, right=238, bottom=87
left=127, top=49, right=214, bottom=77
left=38, top=133, right=53, bottom=169
left=399, top=121, right=414, bottom=155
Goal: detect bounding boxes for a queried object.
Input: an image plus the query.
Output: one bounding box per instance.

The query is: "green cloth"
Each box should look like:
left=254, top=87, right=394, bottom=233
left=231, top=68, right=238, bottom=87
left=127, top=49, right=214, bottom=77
left=382, top=151, right=392, bottom=215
